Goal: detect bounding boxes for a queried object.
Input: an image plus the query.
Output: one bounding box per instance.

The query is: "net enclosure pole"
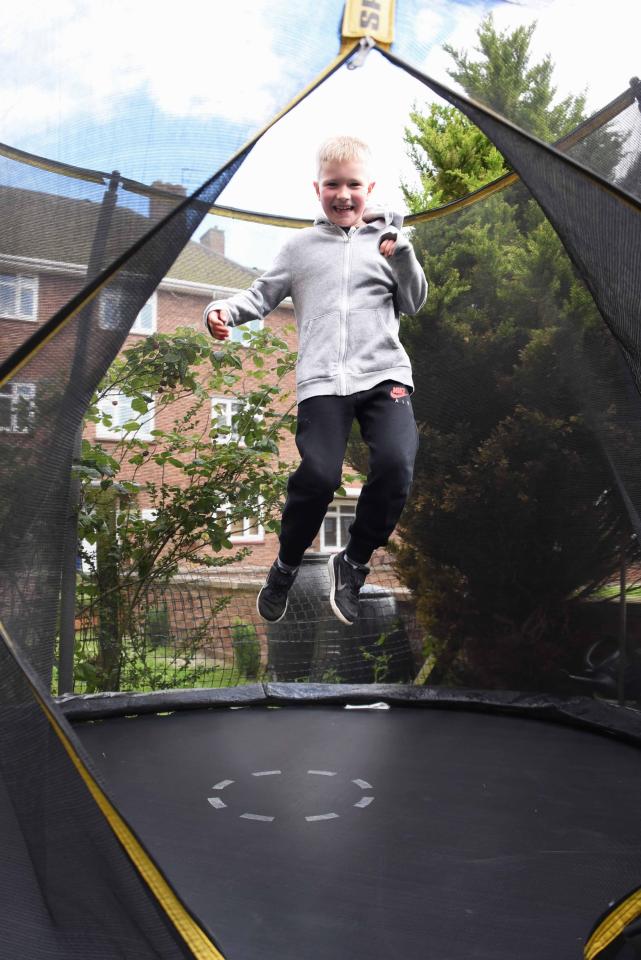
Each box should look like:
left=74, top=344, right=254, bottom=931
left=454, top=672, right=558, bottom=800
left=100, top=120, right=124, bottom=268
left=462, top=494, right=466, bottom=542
left=58, top=171, right=121, bottom=694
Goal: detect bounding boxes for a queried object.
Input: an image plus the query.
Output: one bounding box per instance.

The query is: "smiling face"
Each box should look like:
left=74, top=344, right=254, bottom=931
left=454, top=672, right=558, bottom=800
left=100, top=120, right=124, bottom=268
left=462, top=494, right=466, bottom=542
left=314, top=159, right=375, bottom=229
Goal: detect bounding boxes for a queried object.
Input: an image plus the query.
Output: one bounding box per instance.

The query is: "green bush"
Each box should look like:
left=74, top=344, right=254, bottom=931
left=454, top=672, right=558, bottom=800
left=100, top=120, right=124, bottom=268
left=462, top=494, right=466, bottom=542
left=231, top=619, right=261, bottom=679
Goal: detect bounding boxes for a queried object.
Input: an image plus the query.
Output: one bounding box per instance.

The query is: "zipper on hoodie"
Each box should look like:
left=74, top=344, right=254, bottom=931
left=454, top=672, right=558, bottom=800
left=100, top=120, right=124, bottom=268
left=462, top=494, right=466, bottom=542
left=337, top=226, right=355, bottom=396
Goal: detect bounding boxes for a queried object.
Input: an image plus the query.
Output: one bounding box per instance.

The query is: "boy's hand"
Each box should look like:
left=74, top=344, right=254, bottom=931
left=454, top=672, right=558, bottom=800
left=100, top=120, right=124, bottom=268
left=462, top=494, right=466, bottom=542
left=379, top=231, right=397, bottom=259
left=206, top=308, right=230, bottom=340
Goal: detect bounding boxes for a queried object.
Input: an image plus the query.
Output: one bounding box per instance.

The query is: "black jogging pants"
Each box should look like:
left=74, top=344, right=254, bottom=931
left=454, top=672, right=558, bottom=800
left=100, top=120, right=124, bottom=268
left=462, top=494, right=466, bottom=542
left=278, top=380, right=419, bottom=567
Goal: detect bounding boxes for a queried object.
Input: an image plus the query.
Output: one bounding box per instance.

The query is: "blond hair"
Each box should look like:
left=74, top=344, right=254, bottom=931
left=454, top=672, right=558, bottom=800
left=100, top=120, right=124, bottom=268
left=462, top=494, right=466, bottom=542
left=316, top=135, right=372, bottom=178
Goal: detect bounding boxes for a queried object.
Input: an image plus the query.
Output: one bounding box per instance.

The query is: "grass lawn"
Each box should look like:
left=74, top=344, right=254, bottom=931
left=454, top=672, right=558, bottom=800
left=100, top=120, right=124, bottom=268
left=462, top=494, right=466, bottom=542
left=592, top=584, right=641, bottom=602
left=53, top=637, right=261, bottom=695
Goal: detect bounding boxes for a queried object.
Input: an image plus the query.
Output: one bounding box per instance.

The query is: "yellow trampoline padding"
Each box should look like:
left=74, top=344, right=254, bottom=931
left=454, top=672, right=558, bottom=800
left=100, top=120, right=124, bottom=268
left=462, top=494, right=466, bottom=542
left=584, top=887, right=641, bottom=959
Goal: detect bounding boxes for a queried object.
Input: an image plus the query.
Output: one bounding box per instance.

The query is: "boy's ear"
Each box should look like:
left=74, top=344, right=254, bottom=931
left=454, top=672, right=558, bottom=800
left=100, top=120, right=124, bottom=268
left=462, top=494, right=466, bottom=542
left=367, top=181, right=376, bottom=195
left=313, top=181, right=320, bottom=199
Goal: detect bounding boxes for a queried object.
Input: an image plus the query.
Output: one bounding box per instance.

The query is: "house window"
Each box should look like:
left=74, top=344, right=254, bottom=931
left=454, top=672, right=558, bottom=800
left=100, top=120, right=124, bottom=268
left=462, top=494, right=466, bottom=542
left=0, top=382, right=36, bottom=433
left=98, top=289, right=121, bottom=330
left=131, top=295, right=157, bottom=334
left=211, top=397, right=241, bottom=443
left=99, top=289, right=156, bottom=334
left=80, top=506, right=158, bottom=570
left=229, top=318, right=263, bottom=344
left=0, top=274, right=38, bottom=321
left=95, top=390, right=155, bottom=441
left=79, top=537, right=97, bottom=574
left=211, top=396, right=262, bottom=444
left=321, top=500, right=357, bottom=552
left=218, top=500, right=265, bottom=543
left=228, top=513, right=265, bottom=542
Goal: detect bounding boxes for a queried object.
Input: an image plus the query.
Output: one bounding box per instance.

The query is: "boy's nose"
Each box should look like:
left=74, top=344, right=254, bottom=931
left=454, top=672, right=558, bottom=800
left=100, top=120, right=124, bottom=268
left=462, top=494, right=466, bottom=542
left=336, top=183, right=350, bottom=198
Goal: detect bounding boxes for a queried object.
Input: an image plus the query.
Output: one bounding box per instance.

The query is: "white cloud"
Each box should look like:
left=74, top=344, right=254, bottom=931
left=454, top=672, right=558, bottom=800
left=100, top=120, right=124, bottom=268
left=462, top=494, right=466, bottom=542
left=0, top=0, right=286, bottom=140
left=520, top=0, right=640, bottom=111
left=4, top=0, right=633, bottom=149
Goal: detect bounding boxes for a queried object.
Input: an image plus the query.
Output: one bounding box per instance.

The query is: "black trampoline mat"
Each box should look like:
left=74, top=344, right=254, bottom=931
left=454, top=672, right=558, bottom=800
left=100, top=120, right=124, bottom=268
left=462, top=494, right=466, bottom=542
left=75, top=705, right=641, bottom=960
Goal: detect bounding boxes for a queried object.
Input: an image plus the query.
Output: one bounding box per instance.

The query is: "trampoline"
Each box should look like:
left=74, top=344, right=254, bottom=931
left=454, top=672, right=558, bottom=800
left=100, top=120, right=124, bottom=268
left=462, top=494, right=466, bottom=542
left=3, top=4, right=641, bottom=959
left=55, top=686, right=641, bottom=960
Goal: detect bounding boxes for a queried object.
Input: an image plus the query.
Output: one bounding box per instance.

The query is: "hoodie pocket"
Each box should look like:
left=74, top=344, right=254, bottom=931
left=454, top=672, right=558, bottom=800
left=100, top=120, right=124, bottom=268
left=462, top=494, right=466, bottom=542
left=297, top=311, right=341, bottom=384
left=346, top=308, right=404, bottom=375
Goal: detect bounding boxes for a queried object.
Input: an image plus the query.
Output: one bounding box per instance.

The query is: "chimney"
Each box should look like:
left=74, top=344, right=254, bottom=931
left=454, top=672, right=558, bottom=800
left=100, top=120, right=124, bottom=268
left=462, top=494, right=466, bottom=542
left=200, top=226, right=225, bottom=257
left=149, top=181, right=186, bottom=223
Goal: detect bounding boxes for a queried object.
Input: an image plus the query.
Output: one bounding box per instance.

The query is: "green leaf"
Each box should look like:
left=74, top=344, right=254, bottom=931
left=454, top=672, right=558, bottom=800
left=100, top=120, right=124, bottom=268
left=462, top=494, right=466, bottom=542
left=130, top=397, right=149, bottom=414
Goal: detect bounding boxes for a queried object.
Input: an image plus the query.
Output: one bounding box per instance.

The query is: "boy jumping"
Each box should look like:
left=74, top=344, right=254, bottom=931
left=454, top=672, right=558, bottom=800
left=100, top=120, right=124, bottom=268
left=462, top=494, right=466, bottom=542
left=204, top=135, right=427, bottom=626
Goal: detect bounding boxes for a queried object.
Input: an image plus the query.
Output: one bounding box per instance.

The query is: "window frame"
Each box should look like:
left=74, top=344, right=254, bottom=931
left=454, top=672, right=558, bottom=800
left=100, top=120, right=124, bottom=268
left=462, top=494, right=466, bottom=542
left=99, top=289, right=157, bottom=335
left=320, top=497, right=358, bottom=553
left=211, top=396, right=241, bottom=444
left=131, top=293, right=157, bottom=335
left=0, top=382, right=36, bottom=434
left=218, top=498, right=265, bottom=543
left=0, top=273, right=38, bottom=322
left=95, top=389, right=156, bottom=441
left=81, top=506, right=158, bottom=571
left=211, top=395, right=263, bottom=446
left=229, top=318, right=263, bottom=345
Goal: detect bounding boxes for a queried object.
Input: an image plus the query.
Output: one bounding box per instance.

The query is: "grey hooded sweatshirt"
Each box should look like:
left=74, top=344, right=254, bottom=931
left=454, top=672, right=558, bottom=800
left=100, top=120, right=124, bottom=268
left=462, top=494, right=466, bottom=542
left=203, top=209, right=428, bottom=403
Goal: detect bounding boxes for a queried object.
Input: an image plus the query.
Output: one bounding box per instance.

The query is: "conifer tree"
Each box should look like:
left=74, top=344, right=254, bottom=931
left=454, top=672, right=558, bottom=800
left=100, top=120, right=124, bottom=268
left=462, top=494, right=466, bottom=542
left=390, top=17, right=636, bottom=690
left=445, top=15, right=586, bottom=141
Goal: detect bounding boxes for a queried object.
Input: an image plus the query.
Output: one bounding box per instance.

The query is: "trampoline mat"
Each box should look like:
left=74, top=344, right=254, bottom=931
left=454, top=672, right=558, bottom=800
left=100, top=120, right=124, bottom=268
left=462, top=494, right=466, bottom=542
left=75, top=705, right=641, bottom=960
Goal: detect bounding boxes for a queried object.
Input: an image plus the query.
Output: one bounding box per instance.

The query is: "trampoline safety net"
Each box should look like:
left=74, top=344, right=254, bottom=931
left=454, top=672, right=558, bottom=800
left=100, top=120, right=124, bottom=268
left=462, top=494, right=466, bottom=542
left=1, top=8, right=641, bottom=960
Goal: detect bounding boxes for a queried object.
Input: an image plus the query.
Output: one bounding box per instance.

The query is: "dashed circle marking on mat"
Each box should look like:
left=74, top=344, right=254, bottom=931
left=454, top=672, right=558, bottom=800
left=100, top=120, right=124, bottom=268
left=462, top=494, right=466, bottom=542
left=207, top=769, right=375, bottom=823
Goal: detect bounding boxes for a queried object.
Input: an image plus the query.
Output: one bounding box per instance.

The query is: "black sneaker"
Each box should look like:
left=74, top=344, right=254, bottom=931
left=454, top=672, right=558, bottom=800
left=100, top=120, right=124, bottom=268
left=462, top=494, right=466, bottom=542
left=257, top=560, right=298, bottom=623
left=328, top=551, right=369, bottom=625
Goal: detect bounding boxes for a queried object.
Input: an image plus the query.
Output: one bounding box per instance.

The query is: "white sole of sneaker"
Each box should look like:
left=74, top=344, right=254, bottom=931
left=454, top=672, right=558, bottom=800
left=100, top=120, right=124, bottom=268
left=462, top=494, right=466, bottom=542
left=327, top=554, right=354, bottom=626
left=256, top=587, right=288, bottom=624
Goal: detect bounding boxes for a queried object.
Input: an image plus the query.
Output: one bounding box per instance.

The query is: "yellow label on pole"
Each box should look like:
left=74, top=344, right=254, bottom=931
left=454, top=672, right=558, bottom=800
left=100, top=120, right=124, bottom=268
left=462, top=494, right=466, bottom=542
left=341, top=0, right=395, bottom=45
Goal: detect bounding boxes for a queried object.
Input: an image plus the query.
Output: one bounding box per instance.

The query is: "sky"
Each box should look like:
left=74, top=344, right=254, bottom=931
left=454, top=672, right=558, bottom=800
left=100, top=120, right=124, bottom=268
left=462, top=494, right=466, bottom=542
left=1, top=0, right=639, bottom=268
